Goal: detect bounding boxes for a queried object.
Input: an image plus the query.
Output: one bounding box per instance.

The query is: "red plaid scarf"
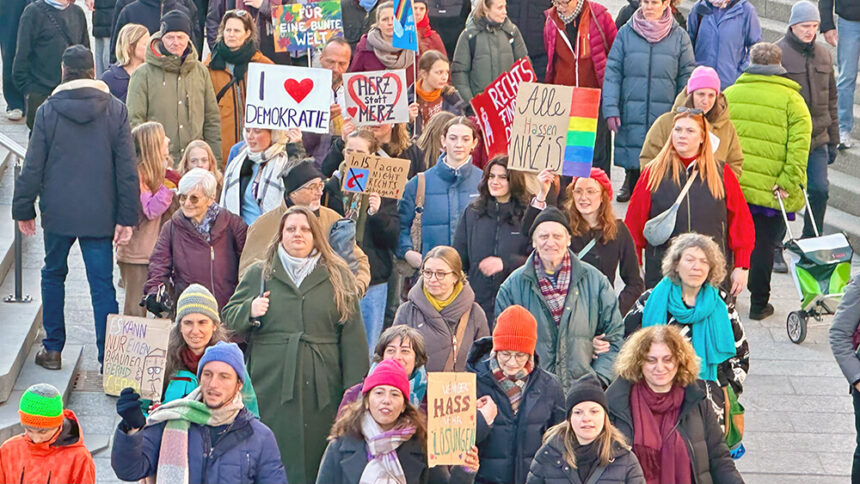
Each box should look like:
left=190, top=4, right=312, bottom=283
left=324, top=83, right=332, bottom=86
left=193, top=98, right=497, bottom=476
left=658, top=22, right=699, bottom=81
left=489, top=352, right=532, bottom=414
left=534, top=251, right=572, bottom=326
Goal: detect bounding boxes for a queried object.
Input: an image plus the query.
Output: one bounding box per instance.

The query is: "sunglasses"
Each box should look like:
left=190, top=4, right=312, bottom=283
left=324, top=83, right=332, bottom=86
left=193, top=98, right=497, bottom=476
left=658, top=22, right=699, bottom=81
left=677, top=107, right=704, bottom=115
left=179, top=194, right=206, bottom=205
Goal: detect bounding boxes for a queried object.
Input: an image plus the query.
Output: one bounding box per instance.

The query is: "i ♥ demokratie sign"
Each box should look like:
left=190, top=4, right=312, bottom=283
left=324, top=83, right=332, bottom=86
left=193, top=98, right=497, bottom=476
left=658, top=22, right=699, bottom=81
left=245, top=63, right=332, bottom=134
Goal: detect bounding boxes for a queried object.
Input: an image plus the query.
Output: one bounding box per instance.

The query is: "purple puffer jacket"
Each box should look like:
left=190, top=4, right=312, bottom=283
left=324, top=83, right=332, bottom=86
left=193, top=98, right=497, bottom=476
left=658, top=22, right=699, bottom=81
left=144, top=207, right=247, bottom=310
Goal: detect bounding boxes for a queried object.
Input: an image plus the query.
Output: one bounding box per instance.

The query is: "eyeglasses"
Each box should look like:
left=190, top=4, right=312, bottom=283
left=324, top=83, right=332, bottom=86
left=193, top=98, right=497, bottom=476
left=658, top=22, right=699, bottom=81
left=230, top=9, right=248, bottom=17
left=421, top=270, right=453, bottom=280
left=572, top=188, right=600, bottom=197
left=298, top=182, right=325, bottom=193
left=677, top=107, right=704, bottom=115
left=179, top=194, right=207, bottom=205
left=497, top=351, right=530, bottom=363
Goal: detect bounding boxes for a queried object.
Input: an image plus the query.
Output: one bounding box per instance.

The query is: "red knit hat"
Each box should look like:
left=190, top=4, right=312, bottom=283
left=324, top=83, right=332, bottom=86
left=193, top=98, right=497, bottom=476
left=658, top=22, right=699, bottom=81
left=362, top=359, right=411, bottom=400
left=570, top=168, right=613, bottom=200
left=493, top=305, right=538, bottom=355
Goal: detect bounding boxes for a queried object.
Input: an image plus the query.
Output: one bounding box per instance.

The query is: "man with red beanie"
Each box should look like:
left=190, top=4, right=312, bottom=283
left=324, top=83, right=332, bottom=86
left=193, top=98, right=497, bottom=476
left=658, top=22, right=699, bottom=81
left=0, top=383, right=95, bottom=483
left=466, top=304, right=566, bottom=484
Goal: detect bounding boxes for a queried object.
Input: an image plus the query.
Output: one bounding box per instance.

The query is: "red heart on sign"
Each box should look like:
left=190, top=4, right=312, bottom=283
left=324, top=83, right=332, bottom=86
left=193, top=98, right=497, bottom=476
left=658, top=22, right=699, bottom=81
left=283, top=78, right=314, bottom=104
left=347, top=72, right=403, bottom=122
left=347, top=106, right=358, bottom=118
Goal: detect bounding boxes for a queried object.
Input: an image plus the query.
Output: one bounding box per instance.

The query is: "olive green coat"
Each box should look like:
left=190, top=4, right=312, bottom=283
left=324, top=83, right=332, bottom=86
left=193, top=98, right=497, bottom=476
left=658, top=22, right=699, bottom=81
left=451, top=15, right=529, bottom=101
left=127, top=32, right=223, bottom=163
left=222, top=256, right=369, bottom=484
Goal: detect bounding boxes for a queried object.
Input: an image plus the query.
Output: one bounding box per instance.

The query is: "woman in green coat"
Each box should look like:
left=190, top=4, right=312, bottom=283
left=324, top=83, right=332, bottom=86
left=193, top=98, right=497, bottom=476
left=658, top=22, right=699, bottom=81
left=450, top=0, right=529, bottom=101
left=222, top=206, right=370, bottom=484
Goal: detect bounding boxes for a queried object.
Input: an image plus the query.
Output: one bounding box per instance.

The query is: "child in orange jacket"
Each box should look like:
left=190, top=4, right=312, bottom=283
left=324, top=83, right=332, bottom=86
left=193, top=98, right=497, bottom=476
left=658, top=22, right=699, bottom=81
left=0, top=383, right=95, bottom=484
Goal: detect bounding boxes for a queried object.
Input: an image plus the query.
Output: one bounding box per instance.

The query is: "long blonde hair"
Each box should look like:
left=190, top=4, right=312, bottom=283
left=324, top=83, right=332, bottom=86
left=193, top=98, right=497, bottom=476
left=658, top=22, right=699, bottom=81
left=179, top=140, right=224, bottom=189
left=115, top=23, right=149, bottom=66
left=645, top=112, right=724, bottom=200
left=132, top=122, right=168, bottom=194
left=542, top=413, right=629, bottom=468
left=262, top=206, right=359, bottom=322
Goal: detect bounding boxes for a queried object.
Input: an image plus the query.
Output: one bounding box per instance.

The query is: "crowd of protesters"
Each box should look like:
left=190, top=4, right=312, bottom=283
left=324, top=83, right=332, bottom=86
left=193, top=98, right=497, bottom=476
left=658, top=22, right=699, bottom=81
left=4, top=0, right=860, bottom=480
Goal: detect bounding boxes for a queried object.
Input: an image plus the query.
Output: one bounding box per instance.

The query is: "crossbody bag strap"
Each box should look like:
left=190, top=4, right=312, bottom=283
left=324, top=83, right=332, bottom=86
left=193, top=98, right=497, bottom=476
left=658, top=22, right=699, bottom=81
left=589, top=6, right=610, bottom=53
left=36, top=1, right=74, bottom=46
left=443, top=308, right=471, bottom=372
left=577, top=237, right=597, bottom=259
left=673, top=169, right=699, bottom=207
left=415, top=172, right=426, bottom=209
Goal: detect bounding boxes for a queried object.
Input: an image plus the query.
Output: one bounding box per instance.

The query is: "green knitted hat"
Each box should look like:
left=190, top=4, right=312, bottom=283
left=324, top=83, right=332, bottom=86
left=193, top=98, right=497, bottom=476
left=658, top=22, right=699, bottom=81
left=175, top=284, right=220, bottom=324
left=19, top=383, right=64, bottom=429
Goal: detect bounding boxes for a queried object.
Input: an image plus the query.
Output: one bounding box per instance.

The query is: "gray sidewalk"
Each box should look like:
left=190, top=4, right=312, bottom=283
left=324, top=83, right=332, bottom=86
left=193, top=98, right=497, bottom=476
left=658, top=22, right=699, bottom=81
left=1, top=0, right=857, bottom=481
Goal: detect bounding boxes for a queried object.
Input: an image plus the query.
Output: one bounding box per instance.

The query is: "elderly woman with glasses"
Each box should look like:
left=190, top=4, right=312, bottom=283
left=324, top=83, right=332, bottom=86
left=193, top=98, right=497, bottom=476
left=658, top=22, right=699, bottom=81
left=393, top=246, right=490, bottom=372
left=144, top=168, right=248, bottom=315
left=625, top=109, right=754, bottom=291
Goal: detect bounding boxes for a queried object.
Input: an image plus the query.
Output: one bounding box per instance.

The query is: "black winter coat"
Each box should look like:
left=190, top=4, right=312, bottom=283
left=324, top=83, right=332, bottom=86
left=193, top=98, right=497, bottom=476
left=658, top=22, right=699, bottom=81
left=322, top=137, right=427, bottom=179
left=110, top=0, right=200, bottom=63
left=819, top=0, right=860, bottom=32
left=454, top=200, right=531, bottom=323
left=317, top=432, right=476, bottom=484
left=12, top=80, right=139, bottom=237
left=466, top=337, right=566, bottom=484
left=93, top=0, right=117, bottom=37
left=526, top=434, right=646, bottom=484
left=13, top=0, right=90, bottom=96
left=505, top=0, right=552, bottom=82
left=606, top=379, right=743, bottom=484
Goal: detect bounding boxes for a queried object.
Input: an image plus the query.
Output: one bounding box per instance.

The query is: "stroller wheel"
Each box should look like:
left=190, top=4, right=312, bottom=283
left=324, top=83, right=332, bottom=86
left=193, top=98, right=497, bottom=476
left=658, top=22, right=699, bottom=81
left=787, top=311, right=808, bottom=344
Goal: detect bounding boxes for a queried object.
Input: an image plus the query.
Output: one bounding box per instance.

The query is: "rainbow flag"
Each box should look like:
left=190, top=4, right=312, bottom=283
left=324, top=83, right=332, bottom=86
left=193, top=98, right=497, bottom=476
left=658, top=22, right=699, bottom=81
left=393, top=0, right=418, bottom=51
left=563, top=87, right=601, bottom=177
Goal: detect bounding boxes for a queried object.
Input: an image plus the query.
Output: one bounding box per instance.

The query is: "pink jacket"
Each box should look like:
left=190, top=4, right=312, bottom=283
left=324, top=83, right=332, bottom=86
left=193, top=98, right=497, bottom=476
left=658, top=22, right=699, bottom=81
left=543, top=1, right=617, bottom=86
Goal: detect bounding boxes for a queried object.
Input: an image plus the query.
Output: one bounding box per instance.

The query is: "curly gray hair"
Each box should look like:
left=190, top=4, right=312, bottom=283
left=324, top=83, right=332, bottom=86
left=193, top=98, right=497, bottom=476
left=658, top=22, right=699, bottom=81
left=661, top=232, right=727, bottom=287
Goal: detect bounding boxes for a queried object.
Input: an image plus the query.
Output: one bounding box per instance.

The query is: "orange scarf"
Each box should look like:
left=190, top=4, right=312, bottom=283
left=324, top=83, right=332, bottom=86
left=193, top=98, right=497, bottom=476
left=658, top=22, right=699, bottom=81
left=416, top=80, right=443, bottom=103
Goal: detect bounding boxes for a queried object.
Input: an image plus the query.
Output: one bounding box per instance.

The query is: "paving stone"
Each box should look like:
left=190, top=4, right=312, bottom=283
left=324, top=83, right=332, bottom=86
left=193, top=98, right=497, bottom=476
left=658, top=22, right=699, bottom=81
left=786, top=411, right=856, bottom=434
left=735, top=449, right=825, bottom=474
left=790, top=376, right=853, bottom=395
left=742, top=431, right=855, bottom=454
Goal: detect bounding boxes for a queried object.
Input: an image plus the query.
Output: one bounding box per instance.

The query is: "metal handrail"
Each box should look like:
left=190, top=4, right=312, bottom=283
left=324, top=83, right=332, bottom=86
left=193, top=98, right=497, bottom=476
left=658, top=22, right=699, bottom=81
left=0, top=131, right=31, bottom=304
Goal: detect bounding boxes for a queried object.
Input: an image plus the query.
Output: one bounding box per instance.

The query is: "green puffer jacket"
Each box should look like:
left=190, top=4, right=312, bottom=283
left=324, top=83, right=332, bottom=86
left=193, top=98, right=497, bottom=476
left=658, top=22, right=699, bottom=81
left=723, top=70, right=812, bottom=212
left=451, top=15, right=529, bottom=101
left=494, top=251, right=623, bottom=392
left=127, top=32, right=222, bottom=163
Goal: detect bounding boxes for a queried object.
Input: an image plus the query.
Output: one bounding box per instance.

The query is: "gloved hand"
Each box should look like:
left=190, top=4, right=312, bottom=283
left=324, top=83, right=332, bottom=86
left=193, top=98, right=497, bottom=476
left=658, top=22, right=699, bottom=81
left=116, top=387, right=146, bottom=431
left=607, top=117, right=621, bottom=133
left=828, top=144, right=838, bottom=164
left=143, top=293, right=169, bottom=317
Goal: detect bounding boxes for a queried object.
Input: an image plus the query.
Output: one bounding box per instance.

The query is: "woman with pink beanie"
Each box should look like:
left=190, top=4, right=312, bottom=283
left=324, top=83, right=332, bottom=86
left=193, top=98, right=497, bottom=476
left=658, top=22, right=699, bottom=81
left=640, top=65, right=745, bottom=178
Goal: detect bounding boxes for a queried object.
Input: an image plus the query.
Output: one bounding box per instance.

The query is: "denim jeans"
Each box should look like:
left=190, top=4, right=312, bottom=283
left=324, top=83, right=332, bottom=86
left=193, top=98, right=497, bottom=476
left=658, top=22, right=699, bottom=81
left=42, top=232, right=118, bottom=364
left=802, top=145, right=830, bottom=238
left=837, top=16, right=860, bottom=135
left=93, top=37, right=111, bottom=78
left=359, top=282, right=388, bottom=356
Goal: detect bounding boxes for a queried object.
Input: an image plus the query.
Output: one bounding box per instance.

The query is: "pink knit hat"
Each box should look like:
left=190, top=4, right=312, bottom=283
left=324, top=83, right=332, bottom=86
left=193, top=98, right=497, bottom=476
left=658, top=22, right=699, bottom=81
left=362, top=359, right=410, bottom=400
left=687, top=66, right=721, bottom=94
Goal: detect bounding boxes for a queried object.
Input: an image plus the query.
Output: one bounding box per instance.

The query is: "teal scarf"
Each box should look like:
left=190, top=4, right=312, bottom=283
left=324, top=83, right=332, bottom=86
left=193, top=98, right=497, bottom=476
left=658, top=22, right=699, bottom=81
left=642, top=277, right=736, bottom=381
left=368, top=361, right=427, bottom=407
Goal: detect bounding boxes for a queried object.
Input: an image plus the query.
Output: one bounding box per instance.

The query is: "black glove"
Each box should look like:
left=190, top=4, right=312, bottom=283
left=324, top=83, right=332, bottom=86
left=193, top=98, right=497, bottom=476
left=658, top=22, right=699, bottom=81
left=116, top=387, right=146, bottom=430
left=144, top=293, right=169, bottom=317
left=828, top=144, right=838, bottom=164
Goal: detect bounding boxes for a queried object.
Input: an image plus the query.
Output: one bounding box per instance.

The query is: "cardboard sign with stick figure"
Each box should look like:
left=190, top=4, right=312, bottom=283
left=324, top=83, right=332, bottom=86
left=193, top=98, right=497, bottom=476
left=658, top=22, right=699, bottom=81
left=342, top=69, right=409, bottom=126
left=102, top=315, right=172, bottom=401
left=342, top=152, right=410, bottom=199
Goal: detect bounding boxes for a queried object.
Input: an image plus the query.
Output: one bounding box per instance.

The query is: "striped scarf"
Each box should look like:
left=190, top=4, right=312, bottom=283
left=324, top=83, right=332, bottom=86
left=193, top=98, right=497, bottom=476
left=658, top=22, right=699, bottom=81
left=534, top=251, right=572, bottom=326
left=488, top=351, right=532, bottom=414
left=145, top=387, right=244, bottom=484
left=359, top=412, right=417, bottom=484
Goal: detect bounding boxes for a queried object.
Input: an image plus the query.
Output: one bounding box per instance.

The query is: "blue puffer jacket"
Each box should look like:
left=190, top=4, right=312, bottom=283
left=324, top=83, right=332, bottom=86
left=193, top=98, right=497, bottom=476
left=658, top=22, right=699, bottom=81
left=397, top=156, right=482, bottom=257
left=467, top=337, right=566, bottom=484
left=111, top=408, right=287, bottom=484
left=602, top=21, right=695, bottom=169
left=688, top=0, right=762, bottom=90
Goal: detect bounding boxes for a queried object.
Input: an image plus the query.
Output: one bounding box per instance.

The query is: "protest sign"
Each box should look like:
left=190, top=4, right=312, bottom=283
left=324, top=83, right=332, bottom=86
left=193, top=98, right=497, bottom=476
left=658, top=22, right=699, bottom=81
left=343, top=69, right=409, bottom=126
left=343, top=152, right=411, bottom=199
left=469, top=58, right=537, bottom=158
left=563, top=87, right=601, bottom=177
left=427, top=372, right=476, bottom=467
left=272, top=1, right=343, bottom=53
left=508, top=82, right=573, bottom=174
left=103, top=315, right=172, bottom=401
left=392, top=0, right=418, bottom=51
left=245, top=63, right=332, bottom=134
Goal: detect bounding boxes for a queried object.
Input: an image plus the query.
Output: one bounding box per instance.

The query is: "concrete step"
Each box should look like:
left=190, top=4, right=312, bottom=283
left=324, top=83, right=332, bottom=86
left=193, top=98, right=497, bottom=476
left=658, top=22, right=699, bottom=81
left=0, top=268, right=42, bottom=404
left=827, top=163, right=860, bottom=217
left=0, top=344, right=82, bottom=444
left=822, top=205, right=860, bottom=250
left=831, top=145, right=860, bottom=178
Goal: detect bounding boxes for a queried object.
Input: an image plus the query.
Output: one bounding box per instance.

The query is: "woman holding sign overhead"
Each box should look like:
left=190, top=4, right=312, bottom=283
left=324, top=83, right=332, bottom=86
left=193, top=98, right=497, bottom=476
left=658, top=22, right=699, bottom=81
left=450, top=0, right=529, bottom=101
left=317, top=359, right=480, bottom=484
left=206, top=10, right=273, bottom=164
left=349, top=1, right=417, bottom=87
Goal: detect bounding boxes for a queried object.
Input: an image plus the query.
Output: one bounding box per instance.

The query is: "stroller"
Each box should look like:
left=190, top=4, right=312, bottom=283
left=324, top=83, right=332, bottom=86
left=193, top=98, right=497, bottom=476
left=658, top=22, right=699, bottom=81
left=777, top=189, right=854, bottom=344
